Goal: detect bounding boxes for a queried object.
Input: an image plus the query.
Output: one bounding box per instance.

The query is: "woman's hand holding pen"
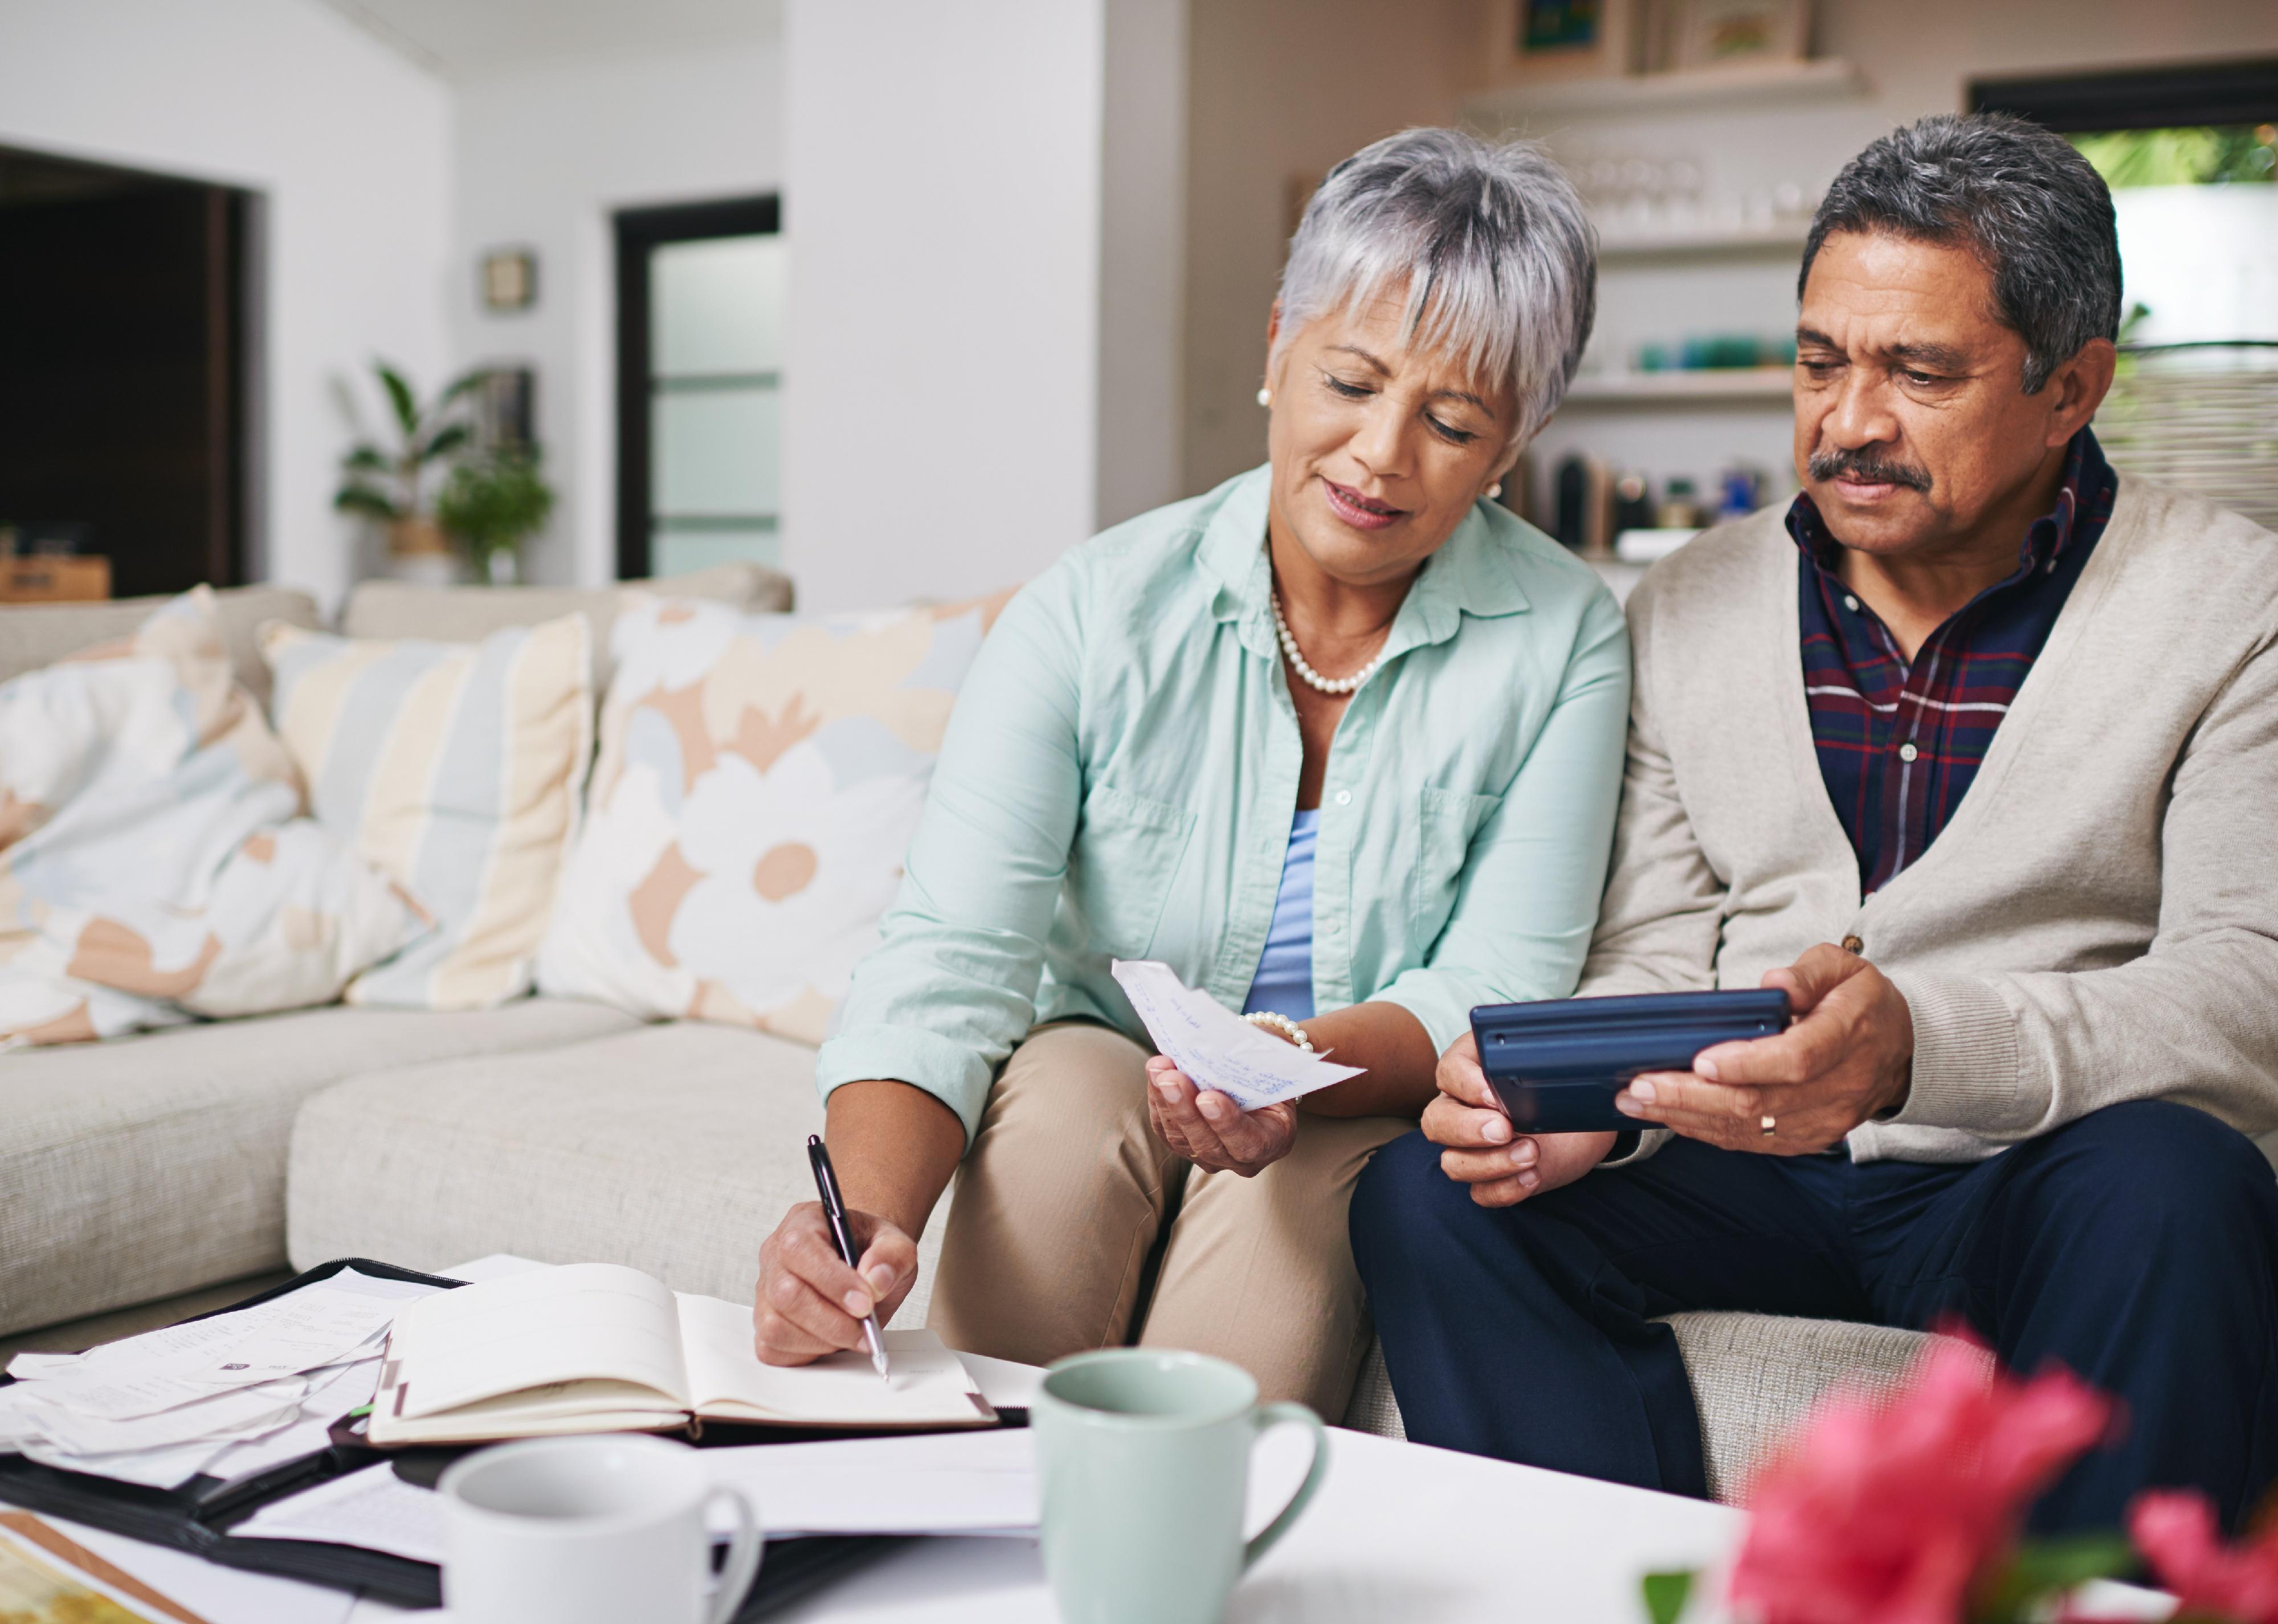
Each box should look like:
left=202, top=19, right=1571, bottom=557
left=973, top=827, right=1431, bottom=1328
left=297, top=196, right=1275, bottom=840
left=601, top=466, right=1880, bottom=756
left=753, top=1201, right=916, bottom=1366
left=1145, top=1054, right=1297, bottom=1176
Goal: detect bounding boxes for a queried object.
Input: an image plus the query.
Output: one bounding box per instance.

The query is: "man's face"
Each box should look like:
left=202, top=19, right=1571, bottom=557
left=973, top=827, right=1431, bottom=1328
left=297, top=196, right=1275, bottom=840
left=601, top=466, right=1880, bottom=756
left=1793, top=230, right=2076, bottom=558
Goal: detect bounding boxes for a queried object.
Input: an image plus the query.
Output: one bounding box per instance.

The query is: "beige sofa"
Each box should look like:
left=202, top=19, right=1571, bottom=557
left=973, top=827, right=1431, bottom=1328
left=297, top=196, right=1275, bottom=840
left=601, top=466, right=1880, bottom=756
left=5, top=573, right=1967, bottom=1501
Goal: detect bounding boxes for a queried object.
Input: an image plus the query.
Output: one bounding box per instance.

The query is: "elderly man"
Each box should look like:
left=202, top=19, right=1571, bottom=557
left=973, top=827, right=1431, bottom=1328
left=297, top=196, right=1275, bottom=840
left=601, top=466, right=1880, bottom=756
left=1352, top=111, right=2278, bottom=1533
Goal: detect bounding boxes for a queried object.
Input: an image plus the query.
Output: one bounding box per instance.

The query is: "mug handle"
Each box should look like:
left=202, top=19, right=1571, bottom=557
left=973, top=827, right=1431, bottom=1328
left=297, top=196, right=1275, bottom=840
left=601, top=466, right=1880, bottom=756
left=705, top=1486, right=766, bottom=1624
left=1242, top=1401, right=1329, bottom=1572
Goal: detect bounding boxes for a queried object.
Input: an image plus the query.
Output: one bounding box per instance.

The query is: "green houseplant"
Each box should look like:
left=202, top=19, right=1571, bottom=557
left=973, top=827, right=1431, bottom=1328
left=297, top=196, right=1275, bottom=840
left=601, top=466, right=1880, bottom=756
left=436, top=450, right=556, bottom=585
left=333, top=360, right=479, bottom=565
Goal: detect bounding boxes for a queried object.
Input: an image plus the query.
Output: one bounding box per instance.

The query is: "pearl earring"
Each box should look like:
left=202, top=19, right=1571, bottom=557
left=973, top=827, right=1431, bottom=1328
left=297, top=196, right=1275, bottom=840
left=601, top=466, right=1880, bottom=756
left=1256, top=387, right=1272, bottom=407
left=1487, top=482, right=1503, bottom=500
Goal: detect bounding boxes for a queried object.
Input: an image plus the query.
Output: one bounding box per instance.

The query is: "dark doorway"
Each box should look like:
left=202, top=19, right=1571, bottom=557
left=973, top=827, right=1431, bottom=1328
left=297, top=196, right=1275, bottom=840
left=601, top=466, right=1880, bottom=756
left=614, top=195, right=782, bottom=581
left=0, top=146, right=253, bottom=597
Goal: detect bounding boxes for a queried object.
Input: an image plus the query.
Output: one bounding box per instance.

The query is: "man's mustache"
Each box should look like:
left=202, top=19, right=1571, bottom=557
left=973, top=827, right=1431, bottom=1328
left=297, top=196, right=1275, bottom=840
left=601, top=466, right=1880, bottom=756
left=1807, top=448, right=1932, bottom=492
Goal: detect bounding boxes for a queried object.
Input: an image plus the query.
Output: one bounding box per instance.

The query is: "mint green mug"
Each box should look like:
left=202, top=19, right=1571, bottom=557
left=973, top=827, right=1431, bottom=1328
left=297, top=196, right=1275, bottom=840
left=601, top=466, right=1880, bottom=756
left=1034, top=1349, right=1329, bottom=1624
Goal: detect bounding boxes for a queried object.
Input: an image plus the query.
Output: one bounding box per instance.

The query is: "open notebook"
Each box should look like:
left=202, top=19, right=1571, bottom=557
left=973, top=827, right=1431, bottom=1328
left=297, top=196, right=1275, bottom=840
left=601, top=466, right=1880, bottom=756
left=368, top=1263, right=996, bottom=1446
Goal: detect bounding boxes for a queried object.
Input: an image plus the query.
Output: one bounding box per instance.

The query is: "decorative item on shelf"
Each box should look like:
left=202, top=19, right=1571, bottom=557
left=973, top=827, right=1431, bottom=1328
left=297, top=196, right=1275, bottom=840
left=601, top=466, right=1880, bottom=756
left=1554, top=453, right=1616, bottom=557
left=1612, top=472, right=1655, bottom=534
left=470, top=365, right=536, bottom=453
left=1494, top=0, right=1637, bottom=85
left=480, top=247, right=537, bottom=313
left=1496, top=451, right=1540, bottom=527
left=1717, top=464, right=1769, bottom=519
left=1656, top=476, right=1704, bottom=530
left=437, top=449, right=557, bottom=587
left=335, top=360, right=481, bottom=584
left=0, top=522, right=111, bottom=602
left=1672, top=0, right=1810, bottom=69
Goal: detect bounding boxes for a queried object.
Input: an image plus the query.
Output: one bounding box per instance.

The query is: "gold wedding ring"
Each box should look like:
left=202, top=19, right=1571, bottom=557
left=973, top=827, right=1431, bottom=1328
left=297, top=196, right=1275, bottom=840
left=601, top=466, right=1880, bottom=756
left=1760, top=1115, right=1777, bottom=1139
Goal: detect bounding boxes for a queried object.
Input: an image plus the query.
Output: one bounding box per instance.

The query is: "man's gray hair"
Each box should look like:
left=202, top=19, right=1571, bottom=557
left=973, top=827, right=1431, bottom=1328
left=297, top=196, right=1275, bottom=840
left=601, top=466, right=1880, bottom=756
left=1275, top=128, right=1597, bottom=447
left=1801, top=112, right=2120, bottom=394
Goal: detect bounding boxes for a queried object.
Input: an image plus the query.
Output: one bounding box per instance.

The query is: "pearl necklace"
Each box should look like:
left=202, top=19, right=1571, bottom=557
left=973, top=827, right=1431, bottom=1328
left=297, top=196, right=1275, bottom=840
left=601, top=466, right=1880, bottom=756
left=1270, top=591, right=1383, bottom=696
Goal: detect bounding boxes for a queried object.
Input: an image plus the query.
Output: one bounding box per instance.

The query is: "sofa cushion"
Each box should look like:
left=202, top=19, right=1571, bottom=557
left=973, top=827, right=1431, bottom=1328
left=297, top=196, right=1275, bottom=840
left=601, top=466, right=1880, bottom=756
left=340, top=562, right=794, bottom=697
left=0, top=998, right=640, bottom=1337
left=2, top=589, right=422, bottom=1046
left=263, top=616, right=593, bottom=1010
left=285, top=1021, right=952, bottom=1316
left=1342, top=1312, right=1986, bottom=1504
left=534, top=592, right=1011, bottom=1043
left=0, top=584, right=321, bottom=711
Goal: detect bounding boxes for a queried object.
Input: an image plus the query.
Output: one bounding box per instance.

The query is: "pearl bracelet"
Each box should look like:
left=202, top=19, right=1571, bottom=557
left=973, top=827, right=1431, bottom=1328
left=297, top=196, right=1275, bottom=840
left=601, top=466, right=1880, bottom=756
left=1243, top=1010, right=1314, bottom=1053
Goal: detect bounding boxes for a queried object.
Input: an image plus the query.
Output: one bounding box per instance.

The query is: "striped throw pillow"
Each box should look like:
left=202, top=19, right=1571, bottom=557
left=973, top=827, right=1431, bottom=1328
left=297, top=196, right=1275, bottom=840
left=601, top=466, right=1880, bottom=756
left=262, top=615, right=592, bottom=1009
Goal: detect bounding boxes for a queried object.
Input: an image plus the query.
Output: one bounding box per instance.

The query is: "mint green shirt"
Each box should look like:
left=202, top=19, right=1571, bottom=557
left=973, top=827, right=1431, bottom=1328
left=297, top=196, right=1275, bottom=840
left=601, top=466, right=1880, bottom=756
left=815, top=465, right=1632, bottom=1142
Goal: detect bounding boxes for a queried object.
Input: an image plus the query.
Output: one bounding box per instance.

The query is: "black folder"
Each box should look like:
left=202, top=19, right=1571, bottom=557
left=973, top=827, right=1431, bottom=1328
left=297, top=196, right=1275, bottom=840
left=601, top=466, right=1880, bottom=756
left=0, top=1258, right=906, bottom=1615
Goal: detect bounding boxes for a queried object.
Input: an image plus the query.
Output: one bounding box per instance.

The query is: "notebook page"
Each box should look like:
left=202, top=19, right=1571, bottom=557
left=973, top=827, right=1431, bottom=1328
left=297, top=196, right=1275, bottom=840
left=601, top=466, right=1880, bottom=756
left=391, top=1263, right=692, bottom=1419
left=675, top=1294, right=990, bottom=1425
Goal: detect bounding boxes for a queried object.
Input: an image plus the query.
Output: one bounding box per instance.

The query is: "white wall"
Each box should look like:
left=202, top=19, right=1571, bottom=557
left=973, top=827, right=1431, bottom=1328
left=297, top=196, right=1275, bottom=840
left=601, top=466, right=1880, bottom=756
left=0, top=0, right=454, bottom=610
left=783, top=0, right=1103, bottom=611
left=452, top=41, right=787, bottom=588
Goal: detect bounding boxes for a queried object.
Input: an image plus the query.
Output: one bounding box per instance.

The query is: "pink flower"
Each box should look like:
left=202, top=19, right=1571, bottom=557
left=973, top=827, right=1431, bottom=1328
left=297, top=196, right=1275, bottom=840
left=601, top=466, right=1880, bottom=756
left=1726, top=1335, right=2117, bottom=1624
left=2129, top=1491, right=2278, bottom=1622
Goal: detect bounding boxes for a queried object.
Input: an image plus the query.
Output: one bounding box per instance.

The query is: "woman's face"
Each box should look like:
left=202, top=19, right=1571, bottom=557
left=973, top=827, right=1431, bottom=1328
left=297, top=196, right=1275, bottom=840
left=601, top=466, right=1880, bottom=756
left=1264, top=288, right=1517, bottom=589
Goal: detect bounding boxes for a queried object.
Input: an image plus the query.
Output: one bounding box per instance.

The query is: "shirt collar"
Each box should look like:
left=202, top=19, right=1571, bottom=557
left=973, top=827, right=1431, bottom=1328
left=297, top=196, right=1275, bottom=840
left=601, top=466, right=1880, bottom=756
left=1785, top=427, right=2115, bottom=587
left=1202, top=464, right=1531, bottom=660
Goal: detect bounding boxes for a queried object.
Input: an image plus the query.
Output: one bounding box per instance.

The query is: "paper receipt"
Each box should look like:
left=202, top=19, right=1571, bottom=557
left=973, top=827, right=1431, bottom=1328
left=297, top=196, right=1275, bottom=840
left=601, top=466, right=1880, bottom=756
left=1110, top=960, right=1364, bottom=1111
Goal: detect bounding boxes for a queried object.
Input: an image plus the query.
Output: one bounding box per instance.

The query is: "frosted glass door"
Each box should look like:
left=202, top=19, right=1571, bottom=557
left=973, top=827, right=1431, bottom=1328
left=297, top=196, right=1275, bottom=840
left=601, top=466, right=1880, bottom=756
left=648, top=233, right=785, bottom=574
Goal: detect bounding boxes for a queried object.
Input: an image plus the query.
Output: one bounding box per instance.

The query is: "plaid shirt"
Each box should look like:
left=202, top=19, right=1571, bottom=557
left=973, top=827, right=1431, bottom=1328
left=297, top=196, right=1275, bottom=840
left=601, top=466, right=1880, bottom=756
left=1791, top=428, right=2118, bottom=895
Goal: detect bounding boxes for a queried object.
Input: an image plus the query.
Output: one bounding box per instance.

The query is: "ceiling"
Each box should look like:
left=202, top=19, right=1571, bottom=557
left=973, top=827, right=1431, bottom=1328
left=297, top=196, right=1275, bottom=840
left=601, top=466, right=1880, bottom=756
left=317, top=0, right=782, bottom=79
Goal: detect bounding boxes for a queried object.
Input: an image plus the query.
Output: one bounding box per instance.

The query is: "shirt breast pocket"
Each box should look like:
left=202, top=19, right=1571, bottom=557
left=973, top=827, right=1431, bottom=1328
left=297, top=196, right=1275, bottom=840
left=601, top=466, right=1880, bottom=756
left=1411, top=786, right=1505, bottom=946
left=1069, top=783, right=1197, bottom=960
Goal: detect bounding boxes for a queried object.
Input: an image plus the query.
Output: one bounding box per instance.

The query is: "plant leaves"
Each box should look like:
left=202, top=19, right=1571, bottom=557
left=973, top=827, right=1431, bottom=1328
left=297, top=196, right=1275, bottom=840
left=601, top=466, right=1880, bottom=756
left=421, top=422, right=472, bottom=461
left=1971, top=1533, right=2134, bottom=1623
left=334, top=484, right=402, bottom=520
left=1640, top=1570, right=1693, bottom=1624
left=377, top=361, right=419, bottom=437
left=340, top=444, right=389, bottom=473
left=437, top=369, right=486, bottom=406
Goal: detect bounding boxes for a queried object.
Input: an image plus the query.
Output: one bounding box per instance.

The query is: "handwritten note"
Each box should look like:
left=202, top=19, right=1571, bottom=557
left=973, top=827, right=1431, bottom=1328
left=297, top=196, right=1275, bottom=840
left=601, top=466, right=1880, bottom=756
left=1111, top=960, right=1364, bottom=1111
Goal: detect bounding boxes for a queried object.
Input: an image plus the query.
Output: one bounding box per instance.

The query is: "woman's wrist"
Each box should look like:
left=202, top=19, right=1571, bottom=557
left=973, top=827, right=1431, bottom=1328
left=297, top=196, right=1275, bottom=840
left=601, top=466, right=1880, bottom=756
left=1242, top=1010, right=1314, bottom=1052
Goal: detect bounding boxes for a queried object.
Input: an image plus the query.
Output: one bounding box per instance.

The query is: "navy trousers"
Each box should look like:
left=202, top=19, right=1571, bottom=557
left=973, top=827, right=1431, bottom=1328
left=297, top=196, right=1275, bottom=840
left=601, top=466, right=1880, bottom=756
left=1350, top=1100, right=2278, bottom=1533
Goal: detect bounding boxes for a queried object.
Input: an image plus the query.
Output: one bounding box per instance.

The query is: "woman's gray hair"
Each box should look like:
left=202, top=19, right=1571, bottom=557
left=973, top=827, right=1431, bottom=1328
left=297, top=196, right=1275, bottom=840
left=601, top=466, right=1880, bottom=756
left=1273, top=128, right=1597, bottom=448
left=1801, top=113, right=2120, bottom=394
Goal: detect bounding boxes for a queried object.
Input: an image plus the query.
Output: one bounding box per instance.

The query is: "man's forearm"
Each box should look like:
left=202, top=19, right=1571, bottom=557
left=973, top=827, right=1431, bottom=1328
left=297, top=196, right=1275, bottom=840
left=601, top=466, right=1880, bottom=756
left=1299, top=1001, right=1440, bottom=1119
left=823, top=1079, right=967, bottom=1239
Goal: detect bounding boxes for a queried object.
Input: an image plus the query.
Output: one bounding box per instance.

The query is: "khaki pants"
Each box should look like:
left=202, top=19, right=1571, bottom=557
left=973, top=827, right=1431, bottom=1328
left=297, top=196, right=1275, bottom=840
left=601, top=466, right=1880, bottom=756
left=928, top=1021, right=1411, bottom=1419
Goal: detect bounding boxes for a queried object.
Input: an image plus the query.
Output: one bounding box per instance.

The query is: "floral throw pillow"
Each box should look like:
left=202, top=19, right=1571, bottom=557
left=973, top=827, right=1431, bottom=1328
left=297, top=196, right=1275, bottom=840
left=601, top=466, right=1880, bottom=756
left=536, top=591, right=1010, bottom=1043
left=0, top=589, right=426, bottom=1046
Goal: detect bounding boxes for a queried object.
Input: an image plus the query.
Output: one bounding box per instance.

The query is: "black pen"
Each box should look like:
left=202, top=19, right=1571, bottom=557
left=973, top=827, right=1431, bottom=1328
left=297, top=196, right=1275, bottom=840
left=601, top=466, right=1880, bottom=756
left=807, top=1133, right=891, bottom=1383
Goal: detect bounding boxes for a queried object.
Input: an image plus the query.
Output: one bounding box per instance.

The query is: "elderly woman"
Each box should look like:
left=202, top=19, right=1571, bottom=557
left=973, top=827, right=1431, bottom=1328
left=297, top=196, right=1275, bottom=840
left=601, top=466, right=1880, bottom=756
left=751, top=127, right=1627, bottom=1417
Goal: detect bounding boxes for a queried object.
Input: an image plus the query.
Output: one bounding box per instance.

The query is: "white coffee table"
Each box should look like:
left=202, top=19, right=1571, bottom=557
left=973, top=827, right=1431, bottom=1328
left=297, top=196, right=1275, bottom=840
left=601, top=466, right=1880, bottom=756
left=343, top=1359, right=1741, bottom=1622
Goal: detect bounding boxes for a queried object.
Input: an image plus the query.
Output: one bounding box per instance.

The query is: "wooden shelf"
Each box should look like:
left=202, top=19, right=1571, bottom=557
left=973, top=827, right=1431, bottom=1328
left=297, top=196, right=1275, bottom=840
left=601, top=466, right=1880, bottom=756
left=1563, top=369, right=1794, bottom=406
left=1463, top=57, right=1867, bottom=124
left=1595, top=218, right=1812, bottom=260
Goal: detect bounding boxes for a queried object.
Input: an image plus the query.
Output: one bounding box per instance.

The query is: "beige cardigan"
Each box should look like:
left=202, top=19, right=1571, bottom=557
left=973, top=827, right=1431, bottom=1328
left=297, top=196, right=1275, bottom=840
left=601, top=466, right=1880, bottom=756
left=1583, top=481, right=2278, bottom=1165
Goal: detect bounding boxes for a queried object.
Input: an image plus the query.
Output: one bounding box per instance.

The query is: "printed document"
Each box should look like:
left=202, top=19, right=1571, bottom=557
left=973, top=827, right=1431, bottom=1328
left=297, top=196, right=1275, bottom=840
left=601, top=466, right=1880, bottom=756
left=1112, top=959, right=1364, bottom=1110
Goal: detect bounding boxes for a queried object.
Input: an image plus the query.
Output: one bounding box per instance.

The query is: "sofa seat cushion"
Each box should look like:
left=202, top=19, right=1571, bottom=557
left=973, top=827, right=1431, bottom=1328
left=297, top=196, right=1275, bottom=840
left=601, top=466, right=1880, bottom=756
left=0, top=998, right=640, bottom=1336
left=286, top=1022, right=954, bottom=1315
left=1343, top=1312, right=1986, bottom=1504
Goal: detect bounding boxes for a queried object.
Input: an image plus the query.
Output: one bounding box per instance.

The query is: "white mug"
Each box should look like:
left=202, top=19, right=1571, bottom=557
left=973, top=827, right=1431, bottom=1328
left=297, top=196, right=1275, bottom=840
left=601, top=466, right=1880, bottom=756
left=438, top=1434, right=764, bottom=1624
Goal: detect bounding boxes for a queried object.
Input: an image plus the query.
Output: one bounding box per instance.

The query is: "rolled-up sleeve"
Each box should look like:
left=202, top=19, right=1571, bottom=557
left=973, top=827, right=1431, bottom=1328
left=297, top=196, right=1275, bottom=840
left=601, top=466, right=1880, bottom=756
left=814, top=564, right=1088, bottom=1144
left=1375, top=585, right=1632, bottom=1053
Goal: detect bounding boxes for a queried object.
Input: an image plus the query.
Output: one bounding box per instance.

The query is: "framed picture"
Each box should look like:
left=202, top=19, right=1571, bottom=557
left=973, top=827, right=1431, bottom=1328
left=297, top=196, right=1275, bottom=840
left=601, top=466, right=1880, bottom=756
left=1495, top=0, right=1636, bottom=84
left=1672, top=0, right=1810, bottom=69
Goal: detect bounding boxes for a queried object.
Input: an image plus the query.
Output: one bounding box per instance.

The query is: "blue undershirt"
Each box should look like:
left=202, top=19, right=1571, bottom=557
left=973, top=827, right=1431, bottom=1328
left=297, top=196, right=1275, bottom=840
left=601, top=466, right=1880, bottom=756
left=1241, top=809, right=1319, bottom=1023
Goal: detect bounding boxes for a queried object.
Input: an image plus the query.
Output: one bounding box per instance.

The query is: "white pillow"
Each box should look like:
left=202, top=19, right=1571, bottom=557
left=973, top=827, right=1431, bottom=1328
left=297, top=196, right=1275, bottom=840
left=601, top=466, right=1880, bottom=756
left=536, top=591, right=1008, bottom=1043
left=0, top=589, right=425, bottom=1045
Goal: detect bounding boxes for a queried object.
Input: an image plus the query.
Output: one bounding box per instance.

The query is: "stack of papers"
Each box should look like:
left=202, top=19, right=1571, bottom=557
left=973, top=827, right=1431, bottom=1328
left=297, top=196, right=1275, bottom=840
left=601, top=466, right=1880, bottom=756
left=0, top=1270, right=444, bottom=1489
left=1111, top=959, right=1364, bottom=1109
left=231, top=1429, right=1041, bottom=1564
